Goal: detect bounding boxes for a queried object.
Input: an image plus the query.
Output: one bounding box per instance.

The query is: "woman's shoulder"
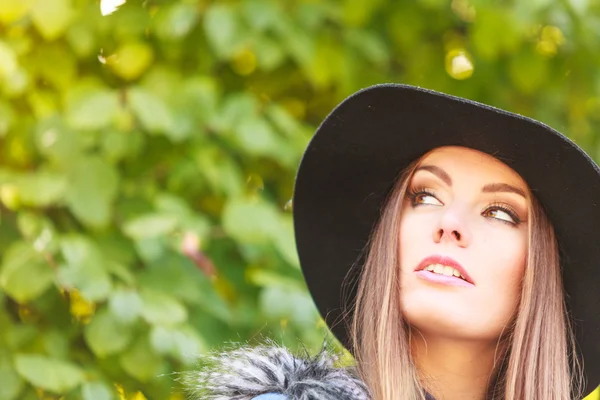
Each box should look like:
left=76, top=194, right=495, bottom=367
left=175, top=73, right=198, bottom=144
left=180, top=341, right=370, bottom=400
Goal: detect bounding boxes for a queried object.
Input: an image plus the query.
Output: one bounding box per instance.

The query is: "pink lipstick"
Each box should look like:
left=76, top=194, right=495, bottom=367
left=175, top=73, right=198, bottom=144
left=414, top=255, right=475, bottom=287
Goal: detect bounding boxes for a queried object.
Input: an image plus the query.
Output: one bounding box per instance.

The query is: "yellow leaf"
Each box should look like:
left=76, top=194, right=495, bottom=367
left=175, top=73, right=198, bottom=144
left=108, top=41, right=154, bottom=81
left=69, top=289, right=96, bottom=323
left=0, top=0, right=30, bottom=24
left=130, top=392, right=147, bottom=400
left=0, top=41, right=18, bottom=79
left=30, top=0, right=74, bottom=40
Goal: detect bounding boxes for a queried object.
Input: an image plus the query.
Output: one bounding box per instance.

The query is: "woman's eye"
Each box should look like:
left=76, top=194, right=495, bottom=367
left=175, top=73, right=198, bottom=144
left=483, top=208, right=518, bottom=224
left=413, top=193, right=442, bottom=206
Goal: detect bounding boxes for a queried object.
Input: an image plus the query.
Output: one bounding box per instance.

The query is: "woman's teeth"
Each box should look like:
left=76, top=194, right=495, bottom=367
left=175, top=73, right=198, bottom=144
left=424, top=264, right=465, bottom=280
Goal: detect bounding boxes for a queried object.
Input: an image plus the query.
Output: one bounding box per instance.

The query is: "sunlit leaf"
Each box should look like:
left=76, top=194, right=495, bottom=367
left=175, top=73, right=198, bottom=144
left=14, top=354, right=84, bottom=394
left=81, top=381, right=115, bottom=400
left=260, top=286, right=317, bottom=326
left=109, top=41, right=154, bottom=81
left=150, top=325, right=206, bottom=364
left=0, top=352, right=24, bottom=400
left=64, top=157, right=119, bottom=228
left=204, top=4, right=242, bottom=59
left=108, top=288, right=143, bottom=324
left=128, top=87, right=174, bottom=134
left=66, top=89, right=120, bottom=130
left=0, top=0, right=29, bottom=24
left=123, top=213, right=179, bottom=239
left=140, top=289, right=188, bottom=325
left=222, top=198, right=280, bottom=244
left=57, top=235, right=113, bottom=301
left=0, top=242, right=53, bottom=303
left=15, top=171, right=68, bottom=207
left=30, top=0, right=75, bottom=40
left=119, top=337, right=163, bottom=382
left=0, top=41, right=18, bottom=80
left=234, top=116, right=280, bottom=156
left=84, top=309, right=133, bottom=357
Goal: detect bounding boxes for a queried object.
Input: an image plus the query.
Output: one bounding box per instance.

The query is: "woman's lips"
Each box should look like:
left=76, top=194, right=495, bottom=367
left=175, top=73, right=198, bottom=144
left=414, top=255, right=475, bottom=286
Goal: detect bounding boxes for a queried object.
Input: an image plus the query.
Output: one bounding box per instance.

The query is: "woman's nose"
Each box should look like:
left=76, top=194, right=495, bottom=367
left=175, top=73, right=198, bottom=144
left=433, top=206, right=471, bottom=247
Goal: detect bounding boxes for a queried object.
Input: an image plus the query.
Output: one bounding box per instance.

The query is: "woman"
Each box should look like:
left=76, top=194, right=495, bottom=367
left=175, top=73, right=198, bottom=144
left=185, top=85, right=600, bottom=399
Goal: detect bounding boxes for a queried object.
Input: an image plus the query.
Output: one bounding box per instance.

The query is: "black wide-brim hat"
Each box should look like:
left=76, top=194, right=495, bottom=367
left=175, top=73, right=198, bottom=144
left=292, top=84, right=600, bottom=397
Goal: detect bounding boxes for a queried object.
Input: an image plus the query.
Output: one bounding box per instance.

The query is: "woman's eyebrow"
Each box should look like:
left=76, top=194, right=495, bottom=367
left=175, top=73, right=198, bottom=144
left=415, top=165, right=452, bottom=186
left=481, top=183, right=526, bottom=198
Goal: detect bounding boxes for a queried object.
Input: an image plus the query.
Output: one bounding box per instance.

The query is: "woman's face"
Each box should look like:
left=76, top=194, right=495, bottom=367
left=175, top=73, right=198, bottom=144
left=399, top=146, right=529, bottom=341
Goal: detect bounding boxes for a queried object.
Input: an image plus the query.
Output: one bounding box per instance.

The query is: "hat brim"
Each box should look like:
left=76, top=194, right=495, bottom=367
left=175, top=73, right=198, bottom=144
left=293, top=84, right=600, bottom=397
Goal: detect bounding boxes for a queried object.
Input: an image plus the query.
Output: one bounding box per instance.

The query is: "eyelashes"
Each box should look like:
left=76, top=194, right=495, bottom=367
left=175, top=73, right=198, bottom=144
left=406, top=187, right=523, bottom=226
left=484, top=202, right=521, bottom=225
left=406, top=186, right=439, bottom=206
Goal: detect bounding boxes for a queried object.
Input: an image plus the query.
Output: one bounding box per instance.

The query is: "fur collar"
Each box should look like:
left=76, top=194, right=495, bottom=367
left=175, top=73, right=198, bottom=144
left=180, top=343, right=370, bottom=400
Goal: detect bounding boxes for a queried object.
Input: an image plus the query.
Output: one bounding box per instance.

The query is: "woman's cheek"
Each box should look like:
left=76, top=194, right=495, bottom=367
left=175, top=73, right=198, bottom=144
left=483, top=231, right=527, bottom=311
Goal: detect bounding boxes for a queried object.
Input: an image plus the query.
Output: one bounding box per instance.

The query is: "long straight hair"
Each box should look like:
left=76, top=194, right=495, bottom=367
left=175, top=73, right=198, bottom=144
left=348, top=157, right=583, bottom=400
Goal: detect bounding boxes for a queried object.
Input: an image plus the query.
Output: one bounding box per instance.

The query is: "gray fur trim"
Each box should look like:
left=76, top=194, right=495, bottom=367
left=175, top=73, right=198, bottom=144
left=180, top=343, right=370, bottom=400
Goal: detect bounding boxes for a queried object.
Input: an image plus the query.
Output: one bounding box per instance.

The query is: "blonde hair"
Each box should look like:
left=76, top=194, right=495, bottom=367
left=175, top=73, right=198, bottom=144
left=348, top=157, right=584, bottom=400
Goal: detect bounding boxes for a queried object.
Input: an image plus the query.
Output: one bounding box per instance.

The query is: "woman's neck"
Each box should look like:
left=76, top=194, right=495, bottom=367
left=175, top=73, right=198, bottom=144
left=411, top=333, right=502, bottom=400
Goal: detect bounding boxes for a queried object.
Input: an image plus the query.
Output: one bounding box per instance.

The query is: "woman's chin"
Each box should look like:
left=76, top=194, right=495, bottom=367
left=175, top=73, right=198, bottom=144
left=401, top=299, right=505, bottom=341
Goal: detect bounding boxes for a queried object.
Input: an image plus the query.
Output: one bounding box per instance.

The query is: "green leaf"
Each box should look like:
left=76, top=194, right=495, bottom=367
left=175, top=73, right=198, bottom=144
left=108, top=289, right=142, bottom=324
left=66, top=20, right=96, bottom=57
left=211, top=93, right=257, bottom=132
left=195, top=146, right=244, bottom=197
left=29, top=44, right=77, bottom=91
left=509, top=50, right=549, bottom=94
left=271, top=215, right=300, bottom=267
left=65, top=157, right=119, bottom=228
left=0, top=100, right=14, bottom=137
left=14, top=354, right=84, bottom=394
left=34, top=117, right=83, bottom=166
left=0, top=242, right=53, bottom=303
left=242, top=0, right=280, bottom=32
left=235, top=117, right=280, bottom=157
left=84, top=309, right=133, bottom=357
left=254, top=36, right=286, bottom=71
left=222, top=198, right=280, bottom=244
left=150, top=325, right=205, bottom=364
left=346, top=29, right=389, bottom=66
left=471, top=8, right=521, bottom=60
left=128, top=88, right=174, bottom=134
left=123, top=213, right=179, bottom=239
left=155, top=3, right=199, bottom=40
left=66, top=89, right=120, bottom=130
left=154, top=193, right=192, bottom=219
left=260, top=287, right=317, bottom=326
left=246, top=268, right=303, bottom=291
left=140, top=289, right=188, bottom=326
left=57, top=236, right=112, bottom=301
left=119, top=337, right=163, bottom=382
left=265, top=104, right=301, bottom=137
left=17, top=171, right=68, bottom=207
left=0, top=355, right=23, bottom=400
left=274, top=19, right=315, bottom=69
left=204, top=4, right=242, bottom=59
left=30, top=0, right=75, bottom=40
left=81, top=381, right=115, bottom=400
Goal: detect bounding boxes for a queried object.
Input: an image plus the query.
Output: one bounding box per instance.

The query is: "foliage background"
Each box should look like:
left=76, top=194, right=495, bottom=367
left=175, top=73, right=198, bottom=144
left=0, top=0, right=599, bottom=398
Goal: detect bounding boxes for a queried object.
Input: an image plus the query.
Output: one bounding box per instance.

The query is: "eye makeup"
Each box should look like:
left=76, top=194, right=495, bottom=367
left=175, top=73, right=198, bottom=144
left=406, top=184, right=527, bottom=227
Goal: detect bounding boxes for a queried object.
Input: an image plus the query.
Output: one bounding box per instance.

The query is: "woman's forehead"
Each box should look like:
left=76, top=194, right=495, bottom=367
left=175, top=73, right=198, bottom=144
left=416, top=146, right=528, bottom=189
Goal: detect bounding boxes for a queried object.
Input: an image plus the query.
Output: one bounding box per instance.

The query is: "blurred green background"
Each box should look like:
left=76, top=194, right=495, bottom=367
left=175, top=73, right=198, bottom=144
left=0, top=0, right=599, bottom=398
